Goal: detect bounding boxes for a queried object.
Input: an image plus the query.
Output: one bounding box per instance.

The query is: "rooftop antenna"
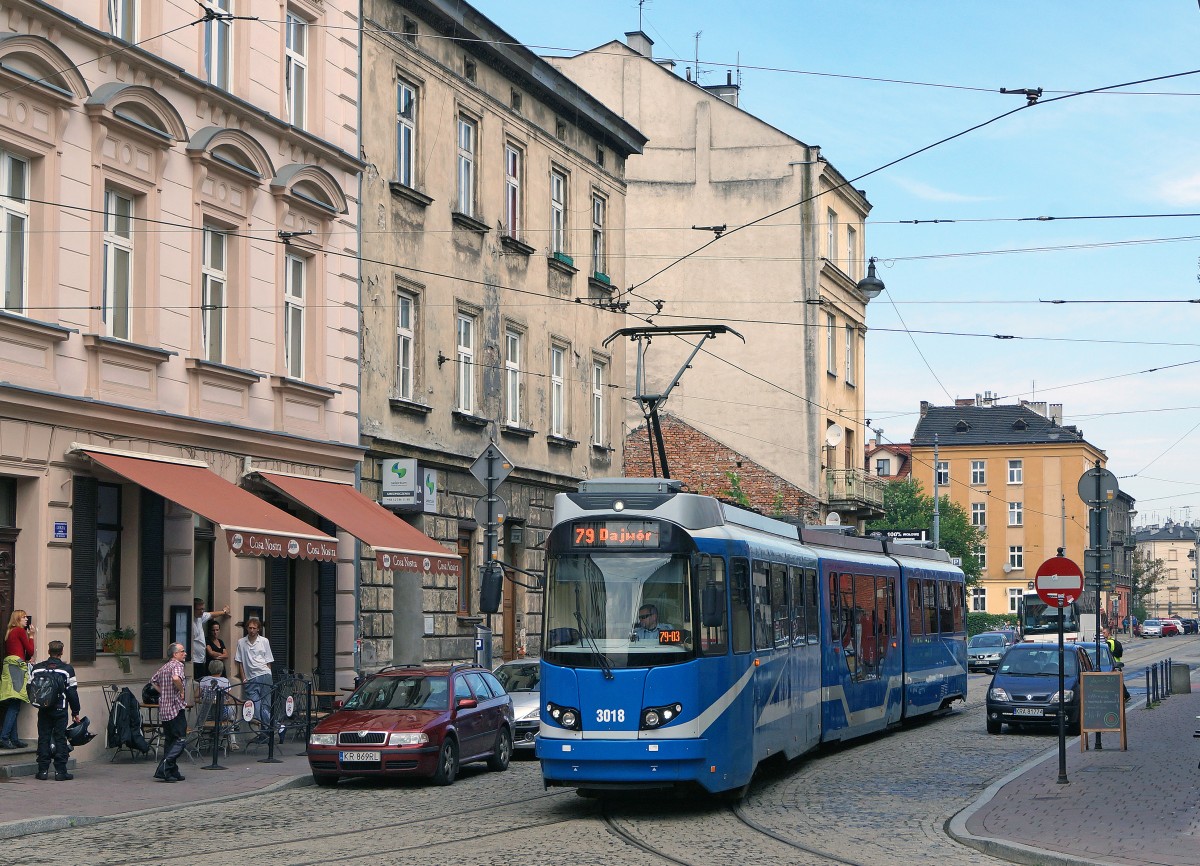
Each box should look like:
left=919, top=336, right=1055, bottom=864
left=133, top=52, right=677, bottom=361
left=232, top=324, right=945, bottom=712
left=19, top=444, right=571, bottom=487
left=603, top=324, right=745, bottom=479
left=693, top=31, right=704, bottom=81
left=638, top=0, right=647, bottom=31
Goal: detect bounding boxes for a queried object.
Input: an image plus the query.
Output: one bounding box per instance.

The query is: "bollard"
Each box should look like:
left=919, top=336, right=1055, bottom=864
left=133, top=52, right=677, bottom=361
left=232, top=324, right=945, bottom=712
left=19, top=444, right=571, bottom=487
left=298, top=676, right=313, bottom=757
left=203, top=683, right=228, bottom=771
left=1151, top=665, right=1158, bottom=703
left=258, top=679, right=282, bottom=764
left=1145, top=667, right=1152, bottom=708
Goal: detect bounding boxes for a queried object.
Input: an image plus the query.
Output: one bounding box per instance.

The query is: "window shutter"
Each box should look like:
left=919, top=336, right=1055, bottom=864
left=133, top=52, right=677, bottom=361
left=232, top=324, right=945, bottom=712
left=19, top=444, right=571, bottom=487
left=267, top=557, right=290, bottom=673
left=139, top=489, right=165, bottom=660
left=70, top=475, right=99, bottom=662
left=316, top=518, right=337, bottom=691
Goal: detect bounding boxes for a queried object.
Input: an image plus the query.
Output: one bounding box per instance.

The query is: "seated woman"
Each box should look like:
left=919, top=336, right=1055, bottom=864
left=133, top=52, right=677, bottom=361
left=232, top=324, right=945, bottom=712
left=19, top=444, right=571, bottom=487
left=197, top=660, right=240, bottom=750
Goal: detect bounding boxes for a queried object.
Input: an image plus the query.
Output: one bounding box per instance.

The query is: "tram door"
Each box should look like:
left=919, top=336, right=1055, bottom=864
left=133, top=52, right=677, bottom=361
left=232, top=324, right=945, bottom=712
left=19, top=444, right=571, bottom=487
left=789, top=565, right=821, bottom=752
left=828, top=570, right=899, bottom=738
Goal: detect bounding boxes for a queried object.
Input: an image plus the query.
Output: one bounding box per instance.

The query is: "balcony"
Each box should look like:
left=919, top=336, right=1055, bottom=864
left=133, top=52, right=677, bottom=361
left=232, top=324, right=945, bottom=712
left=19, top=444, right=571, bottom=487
left=825, top=469, right=886, bottom=520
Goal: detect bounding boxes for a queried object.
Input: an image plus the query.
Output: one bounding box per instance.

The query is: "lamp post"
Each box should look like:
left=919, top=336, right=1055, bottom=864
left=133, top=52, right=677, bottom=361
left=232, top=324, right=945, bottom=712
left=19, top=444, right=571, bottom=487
left=857, top=257, right=885, bottom=301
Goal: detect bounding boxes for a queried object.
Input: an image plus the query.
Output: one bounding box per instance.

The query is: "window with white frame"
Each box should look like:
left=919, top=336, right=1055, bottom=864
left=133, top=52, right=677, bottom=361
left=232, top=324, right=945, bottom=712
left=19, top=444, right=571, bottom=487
left=971, top=502, right=986, bottom=527
left=1008, top=546, right=1023, bottom=569
left=936, top=461, right=949, bottom=486
left=1008, top=501, right=1023, bottom=526
left=504, top=329, right=522, bottom=426
left=109, top=0, right=137, bottom=41
left=975, top=544, right=987, bottom=571
left=456, top=114, right=476, bottom=216
left=284, top=11, right=308, bottom=129
left=395, top=291, right=415, bottom=400
left=102, top=188, right=134, bottom=340
left=592, top=360, right=605, bottom=445
left=1008, top=587, right=1022, bottom=612
left=826, top=312, right=836, bottom=374
left=844, top=324, right=855, bottom=385
left=846, top=225, right=857, bottom=279
left=1008, top=459, right=1023, bottom=484
left=971, top=460, right=986, bottom=485
left=284, top=253, right=306, bottom=378
left=550, top=169, right=566, bottom=254
left=826, top=208, right=837, bottom=261
left=971, top=586, right=986, bottom=612
left=875, top=458, right=890, bottom=476
left=591, top=194, right=606, bottom=276
left=396, top=78, right=417, bottom=187
left=456, top=313, right=475, bottom=413
left=200, top=226, right=227, bottom=363
left=504, top=144, right=522, bottom=239
left=202, top=0, right=232, bottom=90
left=550, top=345, right=566, bottom=436
left=1, top=151, right=29, bottom=314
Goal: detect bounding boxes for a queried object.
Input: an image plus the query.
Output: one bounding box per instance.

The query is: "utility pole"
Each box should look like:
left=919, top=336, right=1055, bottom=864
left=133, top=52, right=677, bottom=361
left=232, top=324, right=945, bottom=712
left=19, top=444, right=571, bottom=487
left=932, top=434, right=941, bottom=548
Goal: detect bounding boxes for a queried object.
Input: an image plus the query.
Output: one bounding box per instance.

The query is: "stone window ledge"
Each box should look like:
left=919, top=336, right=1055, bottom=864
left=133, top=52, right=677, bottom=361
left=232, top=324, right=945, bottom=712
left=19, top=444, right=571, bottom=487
left=452, top=410, right=490, bottom=428
left=500, top=235, right=535, bottom=257
left=501, top=424, right=536, bottom=439
left=83, top=334, right=174, bottom=365
left=389, top=396, right=433, bottom=416
left=269, top=375, right=339, bottom=402
left=547, top=434, right=578, bottom=449
left=185, top=357, right=262, bottom=385
left=389, top=182, right=433, bottom=208
left=451, top=211, right=489, bottom=234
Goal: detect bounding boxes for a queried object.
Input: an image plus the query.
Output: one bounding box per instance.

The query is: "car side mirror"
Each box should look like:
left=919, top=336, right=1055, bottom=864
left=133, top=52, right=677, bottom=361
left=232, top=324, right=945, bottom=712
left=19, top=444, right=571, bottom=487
left=456, top=697, right=478, bottom=710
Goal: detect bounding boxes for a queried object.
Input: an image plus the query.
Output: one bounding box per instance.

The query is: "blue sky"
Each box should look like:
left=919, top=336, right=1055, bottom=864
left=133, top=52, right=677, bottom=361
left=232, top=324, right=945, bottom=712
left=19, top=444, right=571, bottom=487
left=474, top=0, right=1200, bottom=526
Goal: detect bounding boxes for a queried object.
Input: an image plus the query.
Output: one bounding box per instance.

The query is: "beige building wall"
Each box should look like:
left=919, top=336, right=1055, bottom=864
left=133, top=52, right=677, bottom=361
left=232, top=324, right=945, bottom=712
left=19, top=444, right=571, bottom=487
left=358, top=1, right=644, bottom=665
left=1136, top=526, right=1199, bottom=619
left=0, top=0, right=361, bottom=755
left=549, top=37, right=876, bottom=512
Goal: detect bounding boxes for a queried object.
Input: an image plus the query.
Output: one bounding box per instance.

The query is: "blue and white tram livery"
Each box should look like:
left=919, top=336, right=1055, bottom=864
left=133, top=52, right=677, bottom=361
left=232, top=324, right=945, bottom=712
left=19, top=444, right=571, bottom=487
left=535, top=478, right=967, bottom=795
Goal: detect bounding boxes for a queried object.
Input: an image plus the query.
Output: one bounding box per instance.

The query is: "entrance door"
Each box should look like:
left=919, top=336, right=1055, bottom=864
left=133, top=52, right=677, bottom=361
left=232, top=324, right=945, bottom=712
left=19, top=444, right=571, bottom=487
left=0, top=530, right=16, bottom=630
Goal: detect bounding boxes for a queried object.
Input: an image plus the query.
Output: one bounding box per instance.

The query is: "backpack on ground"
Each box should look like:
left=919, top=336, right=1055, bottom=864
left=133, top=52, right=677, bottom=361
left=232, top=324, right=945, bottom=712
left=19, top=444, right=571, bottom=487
left=27, top=669, right=63, bottom=708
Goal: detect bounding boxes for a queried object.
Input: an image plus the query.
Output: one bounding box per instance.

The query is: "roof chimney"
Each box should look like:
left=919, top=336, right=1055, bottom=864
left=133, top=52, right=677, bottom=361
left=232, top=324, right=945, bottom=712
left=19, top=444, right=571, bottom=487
left=920, top=400, right=932, bottom=418
left=702, top=70, right=740, bottom=106
left=1049, top=403, right=1063, bottom=425
left=625, top=30, right=653, bottom=58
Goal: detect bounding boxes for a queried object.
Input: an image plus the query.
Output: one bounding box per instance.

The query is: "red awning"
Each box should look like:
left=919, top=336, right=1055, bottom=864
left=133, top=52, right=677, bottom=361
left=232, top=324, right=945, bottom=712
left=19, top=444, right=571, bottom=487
left=254, top=471, right=461, bottom=577
left=78, top=449, right=338, bottom=561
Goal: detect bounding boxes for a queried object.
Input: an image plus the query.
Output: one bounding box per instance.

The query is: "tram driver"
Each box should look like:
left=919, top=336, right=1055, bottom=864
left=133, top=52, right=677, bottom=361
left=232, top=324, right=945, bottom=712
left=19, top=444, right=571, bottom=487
left=631, top=604, right=674, bottom=641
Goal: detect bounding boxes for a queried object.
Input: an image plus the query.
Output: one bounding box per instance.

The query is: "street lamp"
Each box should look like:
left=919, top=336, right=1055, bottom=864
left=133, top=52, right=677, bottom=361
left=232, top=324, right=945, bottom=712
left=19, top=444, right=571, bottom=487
left=856, top=257, right=885, bottom=300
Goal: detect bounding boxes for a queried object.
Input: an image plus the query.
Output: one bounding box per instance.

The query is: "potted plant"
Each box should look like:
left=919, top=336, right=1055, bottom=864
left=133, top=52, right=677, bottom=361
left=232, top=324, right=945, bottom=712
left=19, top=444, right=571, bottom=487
left=101, top=627, right=136, bottom=673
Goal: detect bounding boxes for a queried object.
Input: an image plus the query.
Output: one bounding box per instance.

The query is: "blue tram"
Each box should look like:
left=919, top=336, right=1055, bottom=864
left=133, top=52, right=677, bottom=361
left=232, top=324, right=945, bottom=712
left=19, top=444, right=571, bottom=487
left=535, top=478, right=967, bottom=795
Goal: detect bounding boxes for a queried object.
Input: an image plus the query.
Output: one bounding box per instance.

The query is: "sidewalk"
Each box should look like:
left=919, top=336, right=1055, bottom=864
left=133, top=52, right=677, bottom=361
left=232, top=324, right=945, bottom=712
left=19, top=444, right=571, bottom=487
left=951, top=668, right=1200, bottom=866
left=0, top=739, right=312, bottom=839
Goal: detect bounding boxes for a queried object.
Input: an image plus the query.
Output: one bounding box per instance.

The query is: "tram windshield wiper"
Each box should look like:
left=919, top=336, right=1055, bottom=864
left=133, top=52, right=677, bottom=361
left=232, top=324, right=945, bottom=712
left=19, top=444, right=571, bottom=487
left=574, top=585, right=614, bottom=680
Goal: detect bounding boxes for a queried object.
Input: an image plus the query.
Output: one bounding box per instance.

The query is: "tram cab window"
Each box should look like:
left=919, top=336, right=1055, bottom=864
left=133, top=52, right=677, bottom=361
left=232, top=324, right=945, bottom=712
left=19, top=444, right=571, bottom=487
left=698, top=555, right=728, bottom=656
left=770, top=563, right=789, bottom=648
left=730, top=558, right=752, bottom=653
left=789, top=566, right=805, bottom=647
left=752, top=560, right=772, bottom=651
left=805, top=569, right=819, bottom=644
left=908, top=580, right=924, bottom=638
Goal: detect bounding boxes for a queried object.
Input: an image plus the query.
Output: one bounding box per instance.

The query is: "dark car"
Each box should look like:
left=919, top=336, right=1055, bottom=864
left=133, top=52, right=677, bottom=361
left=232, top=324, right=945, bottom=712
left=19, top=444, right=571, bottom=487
left=985, top=643, right=1094, bottom=735
left=492, top=658, right=540, bottom=753
left=1179, top=618, right=1199, bottom=635
left=307, top=664, right=514, bottom=786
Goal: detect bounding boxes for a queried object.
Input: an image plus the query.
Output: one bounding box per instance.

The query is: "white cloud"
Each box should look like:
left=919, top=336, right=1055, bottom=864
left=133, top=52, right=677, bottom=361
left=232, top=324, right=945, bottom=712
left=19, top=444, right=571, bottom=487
left=888, top=176, right=993, bottom=203
left=1151, top=171, right=1200, bottom=206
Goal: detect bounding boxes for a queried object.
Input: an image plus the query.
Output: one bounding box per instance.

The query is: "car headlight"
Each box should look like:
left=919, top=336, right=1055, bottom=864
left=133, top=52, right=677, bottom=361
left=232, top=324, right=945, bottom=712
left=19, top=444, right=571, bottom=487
left=309, top=733, right=337, bottom=746
left=988, top=688, right=1011, bottom=702
left=546, top=701, right=581, bottom=730
left=520, top=706, right=540, bottom=721
left=1049, top=691, right=1074, bottom=703
left=640, top=702, right=683, bottom=730
left=387, top=732, right=429, bottom=746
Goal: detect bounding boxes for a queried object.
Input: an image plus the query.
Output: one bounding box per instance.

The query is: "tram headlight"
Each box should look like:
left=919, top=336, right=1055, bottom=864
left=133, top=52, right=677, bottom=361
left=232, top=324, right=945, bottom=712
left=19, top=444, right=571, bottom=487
left=546, top=701, right=582, bottom=731
left=640, top=702, right=683, bottom=730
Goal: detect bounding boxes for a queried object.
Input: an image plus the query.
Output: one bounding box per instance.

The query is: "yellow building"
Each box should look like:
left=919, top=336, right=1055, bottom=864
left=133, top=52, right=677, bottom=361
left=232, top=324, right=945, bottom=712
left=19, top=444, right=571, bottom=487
left=1133, top=522, right=1200, bottom=620
left=911, top=397, right=1112, bottom=619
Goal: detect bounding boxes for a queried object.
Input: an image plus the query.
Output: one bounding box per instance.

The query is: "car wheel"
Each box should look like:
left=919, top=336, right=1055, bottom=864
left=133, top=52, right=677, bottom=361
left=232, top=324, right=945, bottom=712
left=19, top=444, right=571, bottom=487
left=487, top=727, right=512, bottom=771
left=312, top=773, right=339, bottom=787
left=986, top=718, right=1002, bottom=734
left=432, top=737, right=458, bottom=786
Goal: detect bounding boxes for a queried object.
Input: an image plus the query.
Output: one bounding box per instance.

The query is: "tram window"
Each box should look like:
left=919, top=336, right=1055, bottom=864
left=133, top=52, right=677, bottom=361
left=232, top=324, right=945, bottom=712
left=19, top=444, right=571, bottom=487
left=770, top=563, right=789, bottom=647
left=829, top=572, right=843, bottom=648
left=951, top=582, right=965, bottom=633
left=938, top=581, right=955, bottom=633
left=805, top=569, right=819, bottom=644
left=838, top=573, right=856, bottom=677
left=875, top=576, right=894, bottom=665
left=852, top=573, right=877, bottom=680
left=698, top=555, right=728, bottom=656
left=753, top=561, right=772, bottom=651
left=908, top=580, right=923, bottom=637
left=789, top=566, right=805, bottom=646
left=730, top=557, right=752, bottom=654
left=924, top=580, right=939, bottom=635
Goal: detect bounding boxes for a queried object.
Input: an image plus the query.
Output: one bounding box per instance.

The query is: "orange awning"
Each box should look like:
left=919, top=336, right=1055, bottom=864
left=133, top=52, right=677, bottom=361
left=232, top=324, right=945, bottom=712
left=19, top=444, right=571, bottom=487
left=254, top=471, right=461, bottom=577
left=78, top=448, right=338, bottom=561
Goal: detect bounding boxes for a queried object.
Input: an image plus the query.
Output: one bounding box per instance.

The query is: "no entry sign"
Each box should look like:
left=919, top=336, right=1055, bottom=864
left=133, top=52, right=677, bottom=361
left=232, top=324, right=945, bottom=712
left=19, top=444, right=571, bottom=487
left=1034, top=556, right=1084, bottom=607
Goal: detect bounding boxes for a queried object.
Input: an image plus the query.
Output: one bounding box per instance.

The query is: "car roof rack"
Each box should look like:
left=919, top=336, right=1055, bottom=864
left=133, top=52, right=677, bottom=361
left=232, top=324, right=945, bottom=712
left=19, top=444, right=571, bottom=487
left=374, top=664, right=426, bottom=675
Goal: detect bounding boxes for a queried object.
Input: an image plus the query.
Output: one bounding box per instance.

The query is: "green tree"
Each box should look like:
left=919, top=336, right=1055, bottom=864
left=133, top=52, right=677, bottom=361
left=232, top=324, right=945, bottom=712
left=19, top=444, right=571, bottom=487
left=866, top=477, right=985, bottom=581
left=1130, top=547, right=1166, bottom=618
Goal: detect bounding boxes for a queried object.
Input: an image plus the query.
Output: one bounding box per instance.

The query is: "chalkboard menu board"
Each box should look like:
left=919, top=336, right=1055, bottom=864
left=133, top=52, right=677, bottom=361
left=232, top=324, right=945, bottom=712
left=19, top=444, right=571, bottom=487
left=1080, top=671, right=1127, bottom=749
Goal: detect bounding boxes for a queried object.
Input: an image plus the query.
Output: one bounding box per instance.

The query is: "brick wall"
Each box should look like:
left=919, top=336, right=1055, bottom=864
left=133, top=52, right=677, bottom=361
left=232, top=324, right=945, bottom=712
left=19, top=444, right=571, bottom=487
left=624, top=414, right=820, bottom=521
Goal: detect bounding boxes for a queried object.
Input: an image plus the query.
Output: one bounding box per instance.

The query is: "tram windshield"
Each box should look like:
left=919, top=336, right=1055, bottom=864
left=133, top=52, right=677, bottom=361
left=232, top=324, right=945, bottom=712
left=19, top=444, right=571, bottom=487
left=1020, top=595, right=1080, bottom=637
left=543, top=552, right=693, bottom=668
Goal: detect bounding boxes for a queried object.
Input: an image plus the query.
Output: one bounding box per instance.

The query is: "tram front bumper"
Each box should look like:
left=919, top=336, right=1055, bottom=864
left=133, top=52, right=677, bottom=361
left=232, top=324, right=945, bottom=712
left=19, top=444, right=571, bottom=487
left=537, top=736, right=709, bottom=785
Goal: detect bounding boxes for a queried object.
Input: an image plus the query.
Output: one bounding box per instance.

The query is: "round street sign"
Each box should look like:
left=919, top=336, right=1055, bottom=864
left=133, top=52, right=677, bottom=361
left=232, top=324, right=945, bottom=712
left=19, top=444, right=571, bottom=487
left=1034, top=556, right=1084, bottom=607
left=1077, top=466, right=1119, bottom=505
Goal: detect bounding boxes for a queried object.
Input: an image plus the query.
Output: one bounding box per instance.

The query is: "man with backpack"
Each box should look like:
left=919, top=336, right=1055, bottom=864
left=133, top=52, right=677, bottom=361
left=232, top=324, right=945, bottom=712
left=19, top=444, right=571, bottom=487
left=29, top=641, right=80, bottom=780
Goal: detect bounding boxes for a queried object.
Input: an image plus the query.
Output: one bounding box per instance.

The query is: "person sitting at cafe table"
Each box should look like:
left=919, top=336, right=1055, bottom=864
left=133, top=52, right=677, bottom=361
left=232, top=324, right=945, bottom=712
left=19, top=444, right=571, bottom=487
left=197, top=660, right=240, bottom=750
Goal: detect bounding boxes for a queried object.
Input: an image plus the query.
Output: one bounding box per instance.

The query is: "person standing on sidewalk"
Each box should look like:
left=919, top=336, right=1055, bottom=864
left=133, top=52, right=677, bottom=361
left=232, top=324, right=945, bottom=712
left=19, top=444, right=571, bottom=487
left=191, top=599, right=229, bottom=684
left=30, top=640, right=80, bottom=780
left=234, top=617, right=275, bottom=740
left=1, top=609, right=34, bottom=749
left=151, top=643, right=189, bottom=782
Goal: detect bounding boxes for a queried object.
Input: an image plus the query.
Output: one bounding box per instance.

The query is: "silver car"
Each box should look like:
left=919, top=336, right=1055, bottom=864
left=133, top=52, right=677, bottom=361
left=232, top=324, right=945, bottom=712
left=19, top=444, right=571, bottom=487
left=1141, top=619, right=1163, bottom=638
left=968, top=632, right=1013, bottom=673
left=492, top=659, right=540, bottom=752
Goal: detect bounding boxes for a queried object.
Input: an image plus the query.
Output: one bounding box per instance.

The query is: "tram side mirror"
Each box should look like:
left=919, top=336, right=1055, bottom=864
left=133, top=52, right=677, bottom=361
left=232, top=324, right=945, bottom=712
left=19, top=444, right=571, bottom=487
left=701, top=584, right=724, bottom=628
left=480, top=563, right=503, bottom=614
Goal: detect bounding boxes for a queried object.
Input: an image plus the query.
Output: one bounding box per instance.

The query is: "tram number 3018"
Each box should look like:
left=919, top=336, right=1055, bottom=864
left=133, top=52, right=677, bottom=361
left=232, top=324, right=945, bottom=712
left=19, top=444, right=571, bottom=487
left=596, top=708, right=626, bottom=723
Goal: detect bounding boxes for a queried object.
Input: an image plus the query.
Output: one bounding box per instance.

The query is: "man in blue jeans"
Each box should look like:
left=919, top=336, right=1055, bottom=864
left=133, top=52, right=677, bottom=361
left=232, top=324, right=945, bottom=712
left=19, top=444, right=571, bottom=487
left=151, top=643, right=189, bottom=782
left=234, top=617, right=275, bottom=741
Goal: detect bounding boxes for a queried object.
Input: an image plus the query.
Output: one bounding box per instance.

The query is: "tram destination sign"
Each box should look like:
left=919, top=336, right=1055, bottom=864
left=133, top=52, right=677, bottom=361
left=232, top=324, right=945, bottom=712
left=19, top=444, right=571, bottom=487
left=570, top=520, right=668, bottom=549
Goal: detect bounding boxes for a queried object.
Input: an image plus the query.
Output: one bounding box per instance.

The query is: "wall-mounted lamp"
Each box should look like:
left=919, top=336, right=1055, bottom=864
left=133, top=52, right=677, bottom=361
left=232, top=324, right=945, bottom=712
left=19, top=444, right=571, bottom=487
left=856, top=257, right=885, bottom=300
